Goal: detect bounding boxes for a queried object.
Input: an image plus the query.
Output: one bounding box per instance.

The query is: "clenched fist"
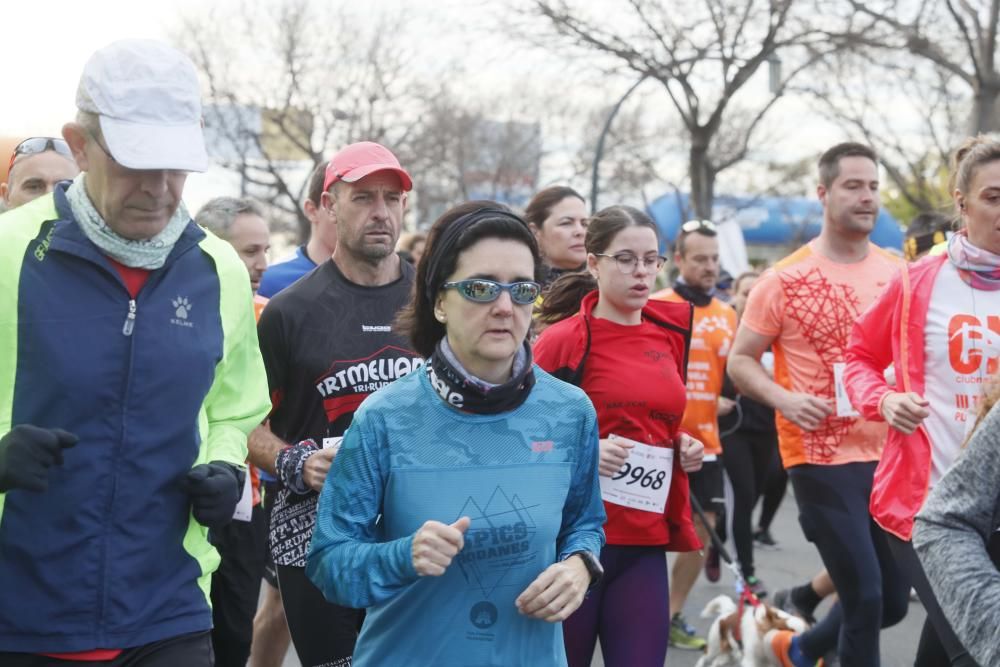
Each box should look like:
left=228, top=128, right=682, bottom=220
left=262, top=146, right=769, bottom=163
left=412, top=517, right=470, bottom=576
left=678, top=433, right=704, bottom=473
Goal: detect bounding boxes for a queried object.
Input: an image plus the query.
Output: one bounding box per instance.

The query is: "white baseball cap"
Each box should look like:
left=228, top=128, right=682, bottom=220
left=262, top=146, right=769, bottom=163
left=76, top=39, right=208, bottom=172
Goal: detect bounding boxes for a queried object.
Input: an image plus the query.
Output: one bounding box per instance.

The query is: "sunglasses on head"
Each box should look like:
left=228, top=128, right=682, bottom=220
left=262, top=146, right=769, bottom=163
left=8, top=137, right=73, bottom=175
left=680, top=219, right=718, bottom=235
left=441, top=279, right=541, bottom=305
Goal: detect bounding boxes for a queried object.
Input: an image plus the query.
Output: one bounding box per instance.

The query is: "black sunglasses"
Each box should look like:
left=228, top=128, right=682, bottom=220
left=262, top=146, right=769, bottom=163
left=441, top=279, right=541, bottom=305
left=8, top=137, right=73, bottom=174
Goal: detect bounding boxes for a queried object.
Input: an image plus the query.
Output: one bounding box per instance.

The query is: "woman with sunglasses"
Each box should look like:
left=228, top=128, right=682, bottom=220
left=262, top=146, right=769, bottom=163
left=305, top=201, right=606, bottom=666
left=534, top=205, right=704, bottom=667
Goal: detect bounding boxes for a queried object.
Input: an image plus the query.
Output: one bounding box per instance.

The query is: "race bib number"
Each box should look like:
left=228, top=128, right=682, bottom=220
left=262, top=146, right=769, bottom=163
left=232, top=468, right=253, bottom=522
left=833, top=363, right=859, bottom=418
left=599, top=436, right=673, bottom=513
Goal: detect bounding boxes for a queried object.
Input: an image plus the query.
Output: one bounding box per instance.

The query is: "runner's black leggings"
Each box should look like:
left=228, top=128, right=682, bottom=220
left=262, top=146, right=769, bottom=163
left=756, top=440, right=787, bottom=532
left=276, top=564, right=362, bottom=667
left=720, top=429, right=775, bottom=578
left=210, top=503, right=268, bottom=667
left=791, top=462, right=909, bottom=666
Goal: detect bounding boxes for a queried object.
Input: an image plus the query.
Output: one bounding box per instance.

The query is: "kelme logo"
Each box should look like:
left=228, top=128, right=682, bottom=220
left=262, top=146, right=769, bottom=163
left=170, top=296, right=194, bottom=328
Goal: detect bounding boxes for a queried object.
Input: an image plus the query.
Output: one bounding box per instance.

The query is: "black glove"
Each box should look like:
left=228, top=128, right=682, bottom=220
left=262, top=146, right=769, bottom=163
left=182, top=462, right=246, bottom=529
left=0, top=425, right=79, bottom=493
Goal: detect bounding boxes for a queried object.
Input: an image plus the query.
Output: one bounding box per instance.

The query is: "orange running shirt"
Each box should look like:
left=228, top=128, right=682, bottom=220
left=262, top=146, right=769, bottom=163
left=741, top=241, right=902, bottom=468
left=653, top=290, right=736, bottom=455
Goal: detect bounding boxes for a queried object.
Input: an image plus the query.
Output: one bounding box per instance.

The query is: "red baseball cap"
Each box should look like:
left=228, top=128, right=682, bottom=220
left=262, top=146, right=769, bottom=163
left=323, top=141, right=413, bottom=192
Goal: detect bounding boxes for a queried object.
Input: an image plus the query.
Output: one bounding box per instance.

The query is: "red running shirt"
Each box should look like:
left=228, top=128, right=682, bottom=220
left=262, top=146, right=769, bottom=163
left=535, top=297, right=692, bottom=547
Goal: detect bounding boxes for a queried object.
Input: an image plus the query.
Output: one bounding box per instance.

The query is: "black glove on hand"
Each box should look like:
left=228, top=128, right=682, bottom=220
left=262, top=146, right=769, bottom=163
left=0, top=425, right=79, bottom=493
left=183, top=462, right=246, bottom=529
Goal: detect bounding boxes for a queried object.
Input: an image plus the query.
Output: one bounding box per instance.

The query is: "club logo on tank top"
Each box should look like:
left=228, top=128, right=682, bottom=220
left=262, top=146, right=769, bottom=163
left=949, top=315, right=1000, bottom=376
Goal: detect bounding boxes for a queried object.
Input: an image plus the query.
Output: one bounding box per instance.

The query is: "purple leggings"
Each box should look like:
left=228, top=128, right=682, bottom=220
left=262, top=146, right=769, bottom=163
left=563, top=544, right=670, bottom=667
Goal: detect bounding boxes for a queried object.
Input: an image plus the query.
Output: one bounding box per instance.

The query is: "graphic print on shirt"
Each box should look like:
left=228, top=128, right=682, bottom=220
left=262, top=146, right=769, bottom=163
left=938, top=314, right=1000, bottom=428
left=455, top=485, right=539, bottom=600
left=270, top=344, right=423, bottom=568
left=259, top=260, right=422, bottom=568
left=780, top=266, right=862, bottom=463
left=949, top=315, right=1000, bottom=378
left=315, top=345, right=424, bottom=433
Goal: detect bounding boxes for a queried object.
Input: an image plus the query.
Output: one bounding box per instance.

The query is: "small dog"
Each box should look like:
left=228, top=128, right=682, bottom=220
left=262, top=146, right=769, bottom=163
left=695, top=594, right=810, bottom=667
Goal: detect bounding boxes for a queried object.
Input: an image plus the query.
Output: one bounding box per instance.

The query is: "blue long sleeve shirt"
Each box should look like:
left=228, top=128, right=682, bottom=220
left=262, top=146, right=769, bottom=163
left=306, top=366, right=606, bottom=666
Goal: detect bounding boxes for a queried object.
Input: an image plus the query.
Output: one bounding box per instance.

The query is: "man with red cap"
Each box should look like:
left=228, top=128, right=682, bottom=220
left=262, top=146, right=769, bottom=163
left=249, top=141, right=421, bottom=667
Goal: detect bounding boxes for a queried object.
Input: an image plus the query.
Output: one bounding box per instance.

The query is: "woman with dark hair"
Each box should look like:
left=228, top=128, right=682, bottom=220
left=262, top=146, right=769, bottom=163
left=534, top=205, right=705, bottom=667
left=524, top=186, right=589, bottom=288
left=305, top=201, right=607, bottom=666
left=844, top=135, right=1000, bottom=666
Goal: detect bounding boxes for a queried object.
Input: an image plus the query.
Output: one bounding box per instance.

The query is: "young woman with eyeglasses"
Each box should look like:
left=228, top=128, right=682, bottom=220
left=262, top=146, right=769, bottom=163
left=534, top=205, right=705, bottom=666
left=305, top=201, right=607, bottom=666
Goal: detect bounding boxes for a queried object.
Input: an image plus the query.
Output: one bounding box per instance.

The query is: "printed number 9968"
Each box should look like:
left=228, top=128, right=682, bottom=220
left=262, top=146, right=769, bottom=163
left=611, top=463, right=666, bottom=490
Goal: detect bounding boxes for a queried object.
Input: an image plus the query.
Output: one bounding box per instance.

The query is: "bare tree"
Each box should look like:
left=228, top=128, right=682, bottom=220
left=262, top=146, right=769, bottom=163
left=567, top=92, right=687, bottom=210
left=524, top=0, right=834, bottom=218
left=830, top=0, right=999, bottom=135
left=174, top=0, right=427, bottom=241
left=798, top=48, right=962, bottom=219
left=407, top=84, right=548, bottom=225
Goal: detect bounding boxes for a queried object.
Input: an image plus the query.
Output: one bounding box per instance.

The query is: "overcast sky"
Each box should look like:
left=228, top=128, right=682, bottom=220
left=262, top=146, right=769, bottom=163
left=3, top=0, right=860, bottom=215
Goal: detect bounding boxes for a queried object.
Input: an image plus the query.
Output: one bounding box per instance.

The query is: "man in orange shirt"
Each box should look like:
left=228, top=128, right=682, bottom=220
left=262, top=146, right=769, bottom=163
left=729, top=142, right=908, bottom=667
left=652, top=220, right=737, bottom=651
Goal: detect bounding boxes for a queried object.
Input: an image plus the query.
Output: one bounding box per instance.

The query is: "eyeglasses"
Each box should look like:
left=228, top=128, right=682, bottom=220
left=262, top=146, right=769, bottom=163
left=594, top=253, right=666, bottom=274
left=441, top=279, right=541, bottom=305
left=7, top=137, right=73, bottom=175
left=680, top=219, right=717, bottom=235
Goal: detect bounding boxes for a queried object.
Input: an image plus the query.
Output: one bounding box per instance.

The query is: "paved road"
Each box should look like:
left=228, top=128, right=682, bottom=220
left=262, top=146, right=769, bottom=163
left=593, top=490, right=926, bottom=667
left=277, top=491, right=927, bottom=666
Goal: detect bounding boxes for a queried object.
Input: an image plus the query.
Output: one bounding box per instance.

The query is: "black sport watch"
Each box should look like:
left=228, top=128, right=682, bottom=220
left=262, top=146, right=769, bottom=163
left=565, top=550, right=604, bottom=589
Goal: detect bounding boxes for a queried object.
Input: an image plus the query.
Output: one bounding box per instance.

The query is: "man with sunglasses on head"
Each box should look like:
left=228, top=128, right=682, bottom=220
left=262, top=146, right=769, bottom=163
left=0, top=40, right=270, bottom=667
left=250, top=141, right=423, bottom=667
left=652, top=219, right=738, bottom=651
left=1, top=137, right=79, bottom=210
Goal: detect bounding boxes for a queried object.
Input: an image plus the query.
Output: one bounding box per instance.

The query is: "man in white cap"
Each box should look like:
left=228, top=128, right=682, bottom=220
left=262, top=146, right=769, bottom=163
left=0, top=39, right=270, bottom=666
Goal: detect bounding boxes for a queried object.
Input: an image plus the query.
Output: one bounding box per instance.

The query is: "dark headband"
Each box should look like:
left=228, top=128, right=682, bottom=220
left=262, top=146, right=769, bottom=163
left=423, top=207, right=530, bottom=302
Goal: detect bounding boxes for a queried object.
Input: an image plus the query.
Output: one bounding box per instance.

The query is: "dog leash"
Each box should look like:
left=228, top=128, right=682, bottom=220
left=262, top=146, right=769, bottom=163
left=688, top=493, right=762, bottom=613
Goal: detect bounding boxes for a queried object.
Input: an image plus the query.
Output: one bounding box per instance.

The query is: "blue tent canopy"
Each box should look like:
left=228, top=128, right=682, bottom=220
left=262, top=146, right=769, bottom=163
left=647, top=192, right=904, bottom=250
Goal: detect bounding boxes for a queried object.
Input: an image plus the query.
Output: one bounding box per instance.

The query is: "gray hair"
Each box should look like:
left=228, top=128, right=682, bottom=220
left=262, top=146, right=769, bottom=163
left=75, top=110, right=103, bottom=140
left=195, top=196, right=267, bottom=239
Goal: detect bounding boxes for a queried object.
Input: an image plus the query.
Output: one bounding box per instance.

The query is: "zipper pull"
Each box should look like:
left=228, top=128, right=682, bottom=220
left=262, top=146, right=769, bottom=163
left=122, top=299, right=136, bottom=336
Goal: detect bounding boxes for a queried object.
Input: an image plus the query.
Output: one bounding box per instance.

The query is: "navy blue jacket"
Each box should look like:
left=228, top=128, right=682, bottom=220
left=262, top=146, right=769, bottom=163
left=0, top=185, right=270, bottom=652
